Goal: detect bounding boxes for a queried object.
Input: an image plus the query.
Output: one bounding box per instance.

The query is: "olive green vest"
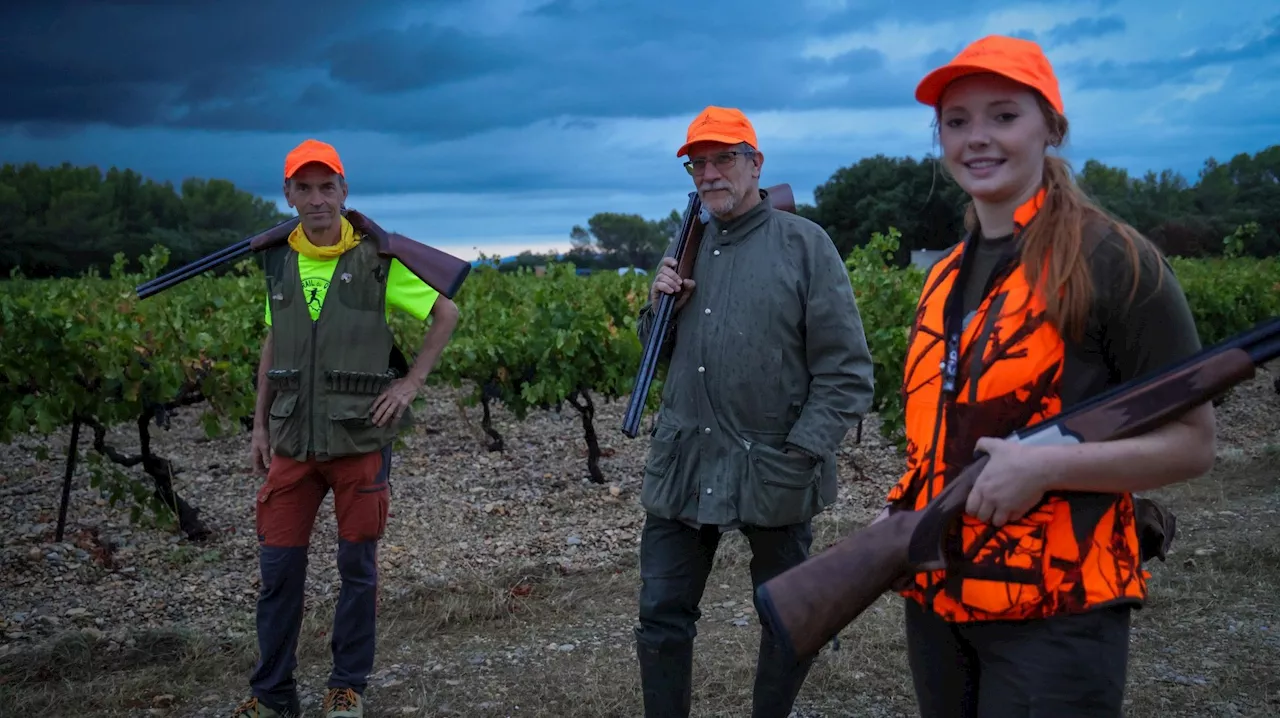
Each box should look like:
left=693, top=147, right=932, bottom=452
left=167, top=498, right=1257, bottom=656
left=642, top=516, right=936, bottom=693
left=262, top=239, right=411, bottom=461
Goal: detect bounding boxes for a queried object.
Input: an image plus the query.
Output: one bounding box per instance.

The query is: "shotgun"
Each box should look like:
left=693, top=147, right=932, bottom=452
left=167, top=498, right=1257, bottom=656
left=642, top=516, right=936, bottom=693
left=134, top=208, right=472, bottom=300
left=619, top=184, right=796, bottom=438
left=755, top=315, right=1280, bottom=662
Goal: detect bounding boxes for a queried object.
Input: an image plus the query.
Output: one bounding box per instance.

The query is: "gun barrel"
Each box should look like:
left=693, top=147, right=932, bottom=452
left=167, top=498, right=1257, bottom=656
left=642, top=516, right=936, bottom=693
left=137, top=235, right=251, bottom=288
left=134, top=216, right=302, bottom=300
left=754, top=314, right=1280, bottom=664
left=620, top=192, right=701, bottom=438
left=621, top=290, right=679, bottom=437
left=1020, top=316, right=1280, bottom=444
left=135, top=238, right=254, bottom=299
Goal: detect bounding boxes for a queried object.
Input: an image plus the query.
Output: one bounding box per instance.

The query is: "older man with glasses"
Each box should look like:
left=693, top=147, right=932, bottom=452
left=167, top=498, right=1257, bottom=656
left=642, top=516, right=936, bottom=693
left=631, top=106, right=876, bottom=718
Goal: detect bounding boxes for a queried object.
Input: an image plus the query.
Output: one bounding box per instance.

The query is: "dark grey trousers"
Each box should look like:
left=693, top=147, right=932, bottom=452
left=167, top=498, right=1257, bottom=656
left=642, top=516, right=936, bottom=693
left=633, top=512, right=815, bottom=718
left=905, top=598, right=1133, bottom=718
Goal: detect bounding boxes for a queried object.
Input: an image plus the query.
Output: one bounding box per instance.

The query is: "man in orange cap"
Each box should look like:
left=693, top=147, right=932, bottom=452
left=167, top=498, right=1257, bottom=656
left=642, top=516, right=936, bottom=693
left=233, top=139, right=460, bottom=718
left=632, top=106, right=876, bottom=717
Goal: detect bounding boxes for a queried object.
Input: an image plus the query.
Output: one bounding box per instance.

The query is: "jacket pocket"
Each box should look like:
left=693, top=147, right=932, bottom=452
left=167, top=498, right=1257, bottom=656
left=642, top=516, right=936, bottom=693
left=640, top=419, right=689, bottom=519
left=268, top=392, right=301, bottom=459
left=739, top=440, right=821, bottom=528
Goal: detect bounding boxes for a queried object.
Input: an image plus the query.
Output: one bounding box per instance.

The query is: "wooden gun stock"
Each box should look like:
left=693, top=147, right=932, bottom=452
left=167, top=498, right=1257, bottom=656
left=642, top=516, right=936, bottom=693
left=755, top=315, right=1280, bottom=663
left=135, top=208, right=471, bottom=300
left=765, top=183, right=796, bottom=214
left=619, top=183, right=797, bottom=438
left=344, top=209, right=471, bottom=299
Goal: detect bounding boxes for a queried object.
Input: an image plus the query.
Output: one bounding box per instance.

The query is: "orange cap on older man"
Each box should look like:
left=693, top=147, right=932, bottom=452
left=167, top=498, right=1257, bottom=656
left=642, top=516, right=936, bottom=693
left=676, top=106, right=759, bottom=157
left=284, top=138, right=345, bottom=179
left=914, top=35, right=1064, bottom=115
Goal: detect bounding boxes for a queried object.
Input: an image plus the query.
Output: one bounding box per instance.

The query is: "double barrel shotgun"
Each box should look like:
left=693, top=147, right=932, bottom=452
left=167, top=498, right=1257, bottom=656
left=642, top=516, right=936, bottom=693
left=755, top=315, right=1280, bottom=663
left=134, top=208, right=471, bottom=301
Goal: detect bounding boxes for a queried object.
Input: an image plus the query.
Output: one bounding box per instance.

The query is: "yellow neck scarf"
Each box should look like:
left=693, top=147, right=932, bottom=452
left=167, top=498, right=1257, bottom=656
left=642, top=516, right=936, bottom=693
left=289, top=214, right=360, bottom=260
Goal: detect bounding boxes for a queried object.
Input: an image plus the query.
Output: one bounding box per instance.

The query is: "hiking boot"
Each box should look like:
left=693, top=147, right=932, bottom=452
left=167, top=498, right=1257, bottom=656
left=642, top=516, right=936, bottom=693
left=230, top=696, right=299, bottom=718
left=324, top=687, right=364, bottom=718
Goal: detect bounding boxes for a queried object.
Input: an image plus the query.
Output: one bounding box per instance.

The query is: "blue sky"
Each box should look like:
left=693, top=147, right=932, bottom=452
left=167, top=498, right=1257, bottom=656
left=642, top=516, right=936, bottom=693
left=3, top=0, right=1277, bottom=261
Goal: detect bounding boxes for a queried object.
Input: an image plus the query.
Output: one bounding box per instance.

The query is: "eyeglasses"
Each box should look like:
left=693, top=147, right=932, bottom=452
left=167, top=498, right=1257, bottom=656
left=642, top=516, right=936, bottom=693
left=684, top=151, right=753, bottom=176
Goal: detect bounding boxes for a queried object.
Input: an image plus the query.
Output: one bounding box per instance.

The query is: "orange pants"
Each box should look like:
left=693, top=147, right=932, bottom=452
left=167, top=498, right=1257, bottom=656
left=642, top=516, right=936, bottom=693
left=249, top=446, right=392, bottom=709
left=255, top=447, right=391, bottom=548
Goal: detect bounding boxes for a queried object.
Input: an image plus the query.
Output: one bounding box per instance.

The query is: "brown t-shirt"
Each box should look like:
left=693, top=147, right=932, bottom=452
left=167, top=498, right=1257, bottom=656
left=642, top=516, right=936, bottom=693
left=956, top=225, right=1202, bottom=412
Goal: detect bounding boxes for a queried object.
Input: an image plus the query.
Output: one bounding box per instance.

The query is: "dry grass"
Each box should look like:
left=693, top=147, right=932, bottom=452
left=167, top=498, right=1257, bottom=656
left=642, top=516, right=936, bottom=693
left=4, top=445, right=1278, bottom=718
left=1121, top=451, right=1280, bottom=718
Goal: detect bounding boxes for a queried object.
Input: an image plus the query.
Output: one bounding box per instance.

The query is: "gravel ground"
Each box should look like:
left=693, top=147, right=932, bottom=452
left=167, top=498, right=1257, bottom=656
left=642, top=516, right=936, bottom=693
left=0, top=383, right=903, bottom=653
left=2, top=366, right=1277, bottom=718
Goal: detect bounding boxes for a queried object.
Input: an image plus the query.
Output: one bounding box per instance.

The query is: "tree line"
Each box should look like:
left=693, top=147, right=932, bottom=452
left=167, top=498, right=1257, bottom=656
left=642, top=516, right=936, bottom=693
left=565, top=144, right=1279, bottom=268
left=797, top=145, right=1280, bottom=264
left=0, top=162, right=290, bottom=279
left=3, top=143, right=1277, bottom=279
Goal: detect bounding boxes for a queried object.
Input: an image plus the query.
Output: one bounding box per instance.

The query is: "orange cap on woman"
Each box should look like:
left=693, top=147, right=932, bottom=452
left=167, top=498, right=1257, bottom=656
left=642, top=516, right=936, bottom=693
left=914, top=35, right=1064, bottom=115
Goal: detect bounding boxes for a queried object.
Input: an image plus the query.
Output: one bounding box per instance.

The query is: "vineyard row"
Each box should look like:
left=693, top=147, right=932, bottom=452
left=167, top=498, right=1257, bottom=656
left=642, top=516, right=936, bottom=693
left=2, top=231, right=1278, bottom=536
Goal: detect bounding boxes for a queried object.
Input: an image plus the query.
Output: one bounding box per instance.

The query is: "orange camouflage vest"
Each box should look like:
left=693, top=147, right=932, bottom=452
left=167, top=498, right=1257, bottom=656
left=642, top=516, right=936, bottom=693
left=886, top=190, right=1147, bottom=623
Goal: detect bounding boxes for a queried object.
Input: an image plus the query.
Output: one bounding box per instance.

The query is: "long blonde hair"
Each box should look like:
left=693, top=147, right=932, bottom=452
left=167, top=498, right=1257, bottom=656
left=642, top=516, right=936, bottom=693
left=949, top=94, right=1164, bottom=343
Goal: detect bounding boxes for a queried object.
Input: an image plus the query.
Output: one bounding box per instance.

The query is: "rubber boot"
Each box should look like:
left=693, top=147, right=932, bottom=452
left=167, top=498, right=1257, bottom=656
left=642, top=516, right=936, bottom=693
left=636, top=639, right=694, bottom=718
left=750, top=626, right=815, bottom=718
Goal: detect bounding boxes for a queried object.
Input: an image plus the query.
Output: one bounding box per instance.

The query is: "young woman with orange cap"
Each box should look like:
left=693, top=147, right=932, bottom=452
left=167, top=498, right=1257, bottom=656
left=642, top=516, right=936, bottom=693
left=880, top=35, right=1217, bottom=715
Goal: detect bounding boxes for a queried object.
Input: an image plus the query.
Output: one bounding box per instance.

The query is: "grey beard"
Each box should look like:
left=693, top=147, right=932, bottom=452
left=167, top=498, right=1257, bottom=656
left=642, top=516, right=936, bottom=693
left=699, top=184, right=737, bottom=217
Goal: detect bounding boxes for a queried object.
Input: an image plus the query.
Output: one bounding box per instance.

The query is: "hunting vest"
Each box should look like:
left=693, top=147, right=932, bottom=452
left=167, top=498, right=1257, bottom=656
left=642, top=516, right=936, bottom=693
left=262, top=238, right=410, bottom=461
left=886, top=192, right=1147, bottom=623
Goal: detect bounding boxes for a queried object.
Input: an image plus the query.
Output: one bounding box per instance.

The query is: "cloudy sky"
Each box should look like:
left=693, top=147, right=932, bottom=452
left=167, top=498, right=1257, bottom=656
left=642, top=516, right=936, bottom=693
left=3, top=0, right=1277, bottom=260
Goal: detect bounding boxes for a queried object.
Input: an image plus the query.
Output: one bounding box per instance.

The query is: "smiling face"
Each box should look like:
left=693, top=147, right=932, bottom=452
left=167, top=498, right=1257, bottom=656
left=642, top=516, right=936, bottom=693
left=937, top=73, right=1057, bottom=210
left=283, top=163, right=348, bottom=237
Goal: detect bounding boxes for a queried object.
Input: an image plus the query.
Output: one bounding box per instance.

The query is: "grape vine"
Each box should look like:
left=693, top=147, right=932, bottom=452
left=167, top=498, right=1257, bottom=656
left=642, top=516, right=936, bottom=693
left=3, top=235, right=1277, bottom=536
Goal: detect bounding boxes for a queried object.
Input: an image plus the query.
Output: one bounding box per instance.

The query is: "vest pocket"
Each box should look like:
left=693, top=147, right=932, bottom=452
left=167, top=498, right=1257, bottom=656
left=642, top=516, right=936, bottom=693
left=334, top=257, right=388, bottom=312
left=326, top=393, right=401, bottom=457
left=268, top=392, right=302, bottom=459
left=739, top=438, right=821, bottom=527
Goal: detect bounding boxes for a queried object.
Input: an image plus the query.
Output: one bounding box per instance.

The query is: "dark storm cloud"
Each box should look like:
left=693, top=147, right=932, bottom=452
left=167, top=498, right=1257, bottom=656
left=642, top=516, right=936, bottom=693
left=324, top=24, right=521, bottom=95
left=4, top=0, right=1274, bottom=204
left=3, top=0, right=1275, bottom=260
left=920, top=15, right=1127, bottom=73
left=1041, top=15, right=1127, bottom=46
left=0, top=0, right=1034, bottom=140
left=993, top=16, right=1128, bottom=48
left=0, top=0, right=409, bottom=126
left=1063, top=14, right=1280, bottom=90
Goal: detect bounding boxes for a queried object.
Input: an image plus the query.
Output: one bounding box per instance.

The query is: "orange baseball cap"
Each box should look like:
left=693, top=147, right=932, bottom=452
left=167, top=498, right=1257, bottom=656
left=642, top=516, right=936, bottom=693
left=676, top=106, right=758, bottom=157
left=915, top=35, right=1064, bottom=115
left=284, top=138, right=344, bottom=179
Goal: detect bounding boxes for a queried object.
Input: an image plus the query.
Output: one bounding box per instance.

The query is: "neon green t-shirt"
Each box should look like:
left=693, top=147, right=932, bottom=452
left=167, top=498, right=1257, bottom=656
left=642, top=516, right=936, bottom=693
left=265, top=253, right=439, bottom=326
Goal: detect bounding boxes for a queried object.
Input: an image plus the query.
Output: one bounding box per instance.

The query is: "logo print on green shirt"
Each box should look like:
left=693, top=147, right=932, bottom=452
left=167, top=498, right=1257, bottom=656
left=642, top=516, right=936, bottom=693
left=302, top=275, right=329, bottom=315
